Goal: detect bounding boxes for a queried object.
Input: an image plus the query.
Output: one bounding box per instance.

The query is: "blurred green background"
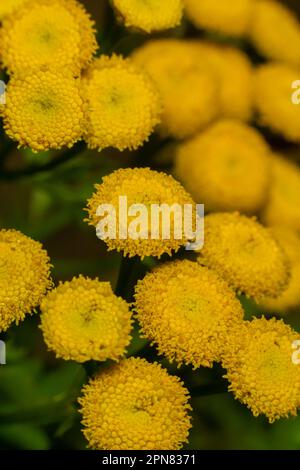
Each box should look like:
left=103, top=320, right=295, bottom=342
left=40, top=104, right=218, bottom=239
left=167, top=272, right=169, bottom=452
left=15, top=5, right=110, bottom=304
left=1, top=0, right=300, bottom=451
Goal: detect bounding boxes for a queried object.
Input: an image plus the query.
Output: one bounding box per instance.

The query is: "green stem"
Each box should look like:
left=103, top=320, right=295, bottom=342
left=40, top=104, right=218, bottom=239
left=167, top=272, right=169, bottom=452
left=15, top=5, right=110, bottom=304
left=0, top=141, right=86, bottom=181
left=115, top=256, right=142, bottom=301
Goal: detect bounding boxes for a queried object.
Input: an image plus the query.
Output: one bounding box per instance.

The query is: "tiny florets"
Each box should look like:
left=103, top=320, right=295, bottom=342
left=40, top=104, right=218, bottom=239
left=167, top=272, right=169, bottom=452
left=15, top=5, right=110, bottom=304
left=223, top=317, right=300, bottom=423
left=40, top=276, right=132, bottom=362
left=82, top=55, right=161, bottom=151
left=79, top=357, right=192, bottom=450
left=3, top=71, right=84, bottom=151
left=0, top=229, right=52, bottom=332
left=198, top=212, right=291, bottom=301
left=85, top=167, right=196, bottom=259
left=0, top=0, right=97, bottom=76
left=134, top=260, right=244, bottom=368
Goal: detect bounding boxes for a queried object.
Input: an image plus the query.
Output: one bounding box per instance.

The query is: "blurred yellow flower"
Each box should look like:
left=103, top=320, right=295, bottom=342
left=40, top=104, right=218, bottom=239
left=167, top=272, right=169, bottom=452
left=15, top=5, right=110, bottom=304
left=250, top=0, right=300, bottom=67
left=261, top=227, right=300, bottom=313
left=85, top=167, right=196, bottom=258
left=79, top=357, right=191, bottom=450
left=198, top=212, right=290, bottom=301
left=262, top=154, right=300, bottom=232
left=254, top=63, right=300, bottom=142
left=40, top=276, right=132, bottom=362
left=134, top=260, right=244, bottom=369
left=223, top=317, right=300, bottom=423
left=0, top=0, right=97, bottom=76
left=112, top=0, right=183, bottom=33
left=0, top=0, right=26, bottom=20
left=82, top=55, right=161, bottom=151
left=184, top=0, right=253, bottom=37
left=191, top=42, right=254, bottom=121
left=0, top=229, right=52, bottom=332
left=3, top=72, right=83, bottom=151
left=175, top=120, right=271, bottom=213
left=132, top=39, right=219, bottom=139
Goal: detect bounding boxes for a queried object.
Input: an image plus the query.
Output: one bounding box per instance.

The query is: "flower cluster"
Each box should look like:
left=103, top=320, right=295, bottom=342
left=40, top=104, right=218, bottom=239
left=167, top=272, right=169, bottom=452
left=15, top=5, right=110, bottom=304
left=3, top=0, right=300, bottom=452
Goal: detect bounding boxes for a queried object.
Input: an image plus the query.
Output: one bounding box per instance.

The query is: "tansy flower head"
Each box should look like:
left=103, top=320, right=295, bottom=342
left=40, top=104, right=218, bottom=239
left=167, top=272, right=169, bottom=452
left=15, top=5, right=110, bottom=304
left=3, top=71, right=83, bottom=151
left=0, top=0, right=97, bottom=76
left=262, top=154, right=300, bottom=232
left=85, top=167, right=196, bottom=259
left=250, top=0, right=300, bottom=67
left=254, top=63, right=300, bottom=142
left=0, top=229, right=52, bottom=332
left=132, top=39, right=219, bottom=139
left=134, top=260, right=244, bottom=369
left=82, top=55, right=161, bottom=151
left=175, top=120, right=271, bottom=214
left=79, top=357, right=192, bottom=450
left=261, top=228, right=300, bottom=313
left=198, top=212, right=290, bottom=301
left=223, top=317, right=300, bottom=423
left=112, top=0, right=183, bottom=33
left=192, top=42, right=254, bottom=122
left=40, top=276, right=132, bottom=363
left=184, top=0, right=253, bottom=37
left=0, top=0, right=26, bottom=21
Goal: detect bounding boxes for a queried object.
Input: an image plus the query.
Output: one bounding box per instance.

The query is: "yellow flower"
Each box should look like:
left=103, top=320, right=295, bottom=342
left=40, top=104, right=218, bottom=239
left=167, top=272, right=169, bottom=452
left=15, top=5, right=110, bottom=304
left=0, top=0, right=97, bottom=76
left=250, top=0, right=300, bottom=67
left=112, top=0, right=183, bottom=33
left=79, top=357, right=192, bottom=450
left=132, top=39, right=219, bottom=139
left=3, top=71, right=84, bottom=151
left=184, top=0, right=253, bottom=37
left=0, top=0, right=26, bottom=20
left=198, top=212, right=290, bottom=301
left=254, top=63, right=300, bottom=142
left=223, top=317, right=300, bottom=423
left=261, top=228, right=300, bottom=313
left=262, top=154, right=300, bottom=232
left=0, top=229, right=52, bottom=332
left=86, top=167, right=196, bottom=259
left=82, top=55, right=161, bottom=151
left=175, top=120, right=271, bottom=214
left=40, top=277, right=132, bottom=363
left=134, top=260, right=244, bottom=369
left=191, top=41, right=254, bottom=121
